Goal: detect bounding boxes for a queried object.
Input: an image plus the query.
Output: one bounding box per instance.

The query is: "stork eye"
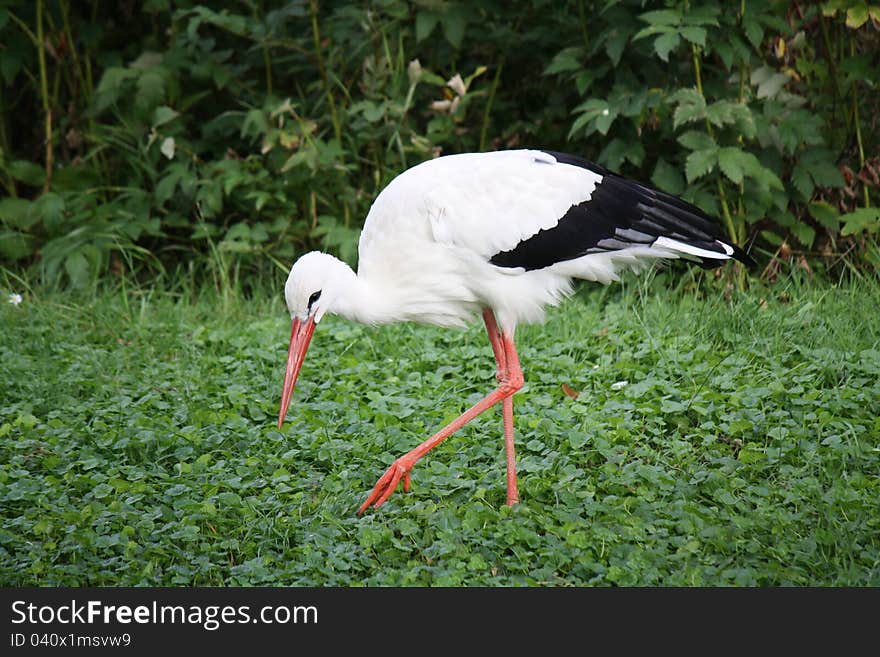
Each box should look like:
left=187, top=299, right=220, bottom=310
left=307, top=290, right=322, bottom=310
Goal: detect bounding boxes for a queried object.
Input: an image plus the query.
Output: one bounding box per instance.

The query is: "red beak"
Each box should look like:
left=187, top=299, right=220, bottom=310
left=277, top=316, right=317, bottom=428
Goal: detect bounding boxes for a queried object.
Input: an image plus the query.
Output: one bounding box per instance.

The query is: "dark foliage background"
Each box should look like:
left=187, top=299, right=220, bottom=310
left=1, top=0, right=878, bottom=290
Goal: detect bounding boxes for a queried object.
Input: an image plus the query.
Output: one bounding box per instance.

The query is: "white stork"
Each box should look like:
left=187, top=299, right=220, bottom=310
left=276, top=149, right=753, bottom=513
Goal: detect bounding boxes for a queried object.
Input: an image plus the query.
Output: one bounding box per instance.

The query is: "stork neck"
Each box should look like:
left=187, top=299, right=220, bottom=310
left=330, top=266, right=392, bottom=325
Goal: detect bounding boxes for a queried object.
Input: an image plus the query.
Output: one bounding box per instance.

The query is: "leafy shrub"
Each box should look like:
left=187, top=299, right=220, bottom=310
left=0, top=1, right=877, bottom=288
left=547, top=0, right=879, bottom=267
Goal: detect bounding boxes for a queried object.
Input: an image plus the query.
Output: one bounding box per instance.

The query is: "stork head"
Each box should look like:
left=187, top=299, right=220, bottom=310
left=277, top=251, right=354, bottom=428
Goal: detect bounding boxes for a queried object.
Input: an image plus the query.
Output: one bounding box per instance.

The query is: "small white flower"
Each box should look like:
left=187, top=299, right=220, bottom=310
left=407, top=59, right=422, bottom=85
left=446, top=73, right=467, bottom=97
left=601, top=108, right=610, bottom=116
left=430, top=97, right=462, bottom=115
left=160, top=136, right=175, bottom=160
left=8, top=293, right=23, bottom=306
left=610, top=380, right=628, bottom=390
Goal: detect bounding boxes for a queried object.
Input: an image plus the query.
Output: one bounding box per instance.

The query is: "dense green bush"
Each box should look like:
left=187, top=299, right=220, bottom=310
left=1, top=0, right=878, bottom=289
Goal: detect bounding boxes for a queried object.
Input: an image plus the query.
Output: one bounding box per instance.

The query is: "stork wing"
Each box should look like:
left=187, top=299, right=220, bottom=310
left=418, top=150, right=608, bottom=262
left=360, top=149, right=750, bottom=274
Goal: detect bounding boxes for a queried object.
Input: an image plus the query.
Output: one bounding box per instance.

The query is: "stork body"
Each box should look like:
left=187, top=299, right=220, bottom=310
left=278, top=149, right=752, bottom=512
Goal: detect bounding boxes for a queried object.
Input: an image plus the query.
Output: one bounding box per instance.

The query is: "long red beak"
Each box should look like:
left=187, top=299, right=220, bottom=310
left=277, top=316, right=316, bottom=428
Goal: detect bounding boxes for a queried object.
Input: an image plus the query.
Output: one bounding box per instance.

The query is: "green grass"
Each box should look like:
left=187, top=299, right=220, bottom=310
left=1, top=273, right=879, bottom=586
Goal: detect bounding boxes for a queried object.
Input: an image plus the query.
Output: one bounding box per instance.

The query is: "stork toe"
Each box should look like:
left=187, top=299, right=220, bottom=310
left=357, top=457, right=415, bottom=513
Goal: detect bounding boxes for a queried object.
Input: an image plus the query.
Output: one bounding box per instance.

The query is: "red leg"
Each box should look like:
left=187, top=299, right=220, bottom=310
left=358, top=311, right=524, bottom=513
left=502, top=396, right=519, bottom=505
left=484, top=310, right=520, bottom=506
left=483, top=309, right=507, bottom=382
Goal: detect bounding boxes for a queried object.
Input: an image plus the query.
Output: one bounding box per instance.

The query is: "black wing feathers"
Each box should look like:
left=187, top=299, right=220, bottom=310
left=490, top=196, right=619, bottom=270
left=489, top=151, right=755, bottom=271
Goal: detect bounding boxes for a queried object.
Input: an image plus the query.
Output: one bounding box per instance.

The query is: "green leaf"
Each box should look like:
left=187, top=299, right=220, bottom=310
left=280, top=150, right=309, bottom=172
left=704, top=101, right=755, bottom=138
left=155, top=176, right=178, bottom=205
left=759, top=229, right=783, bottom=246
left=715, top=41, right=734, bottom=70
left=670, top=88, right=706, bottom=129
left=839, top=54, right=875, bottom=87
left=731, top=105, right=757, bottom=139
left=441, top=7, right=467, bottom=49
left=822, top=0, right=849, bottom=17
left=152, top=106, right=179, bottom=128
left=638, top=9, right=682, bottom=26
left=595, top=108, right=618, bottom=135
left=809, top=162, right=845, bottom=189
left=743, top=17, right=764, bottom=49
left=33, top=192, right=65, bottom=232
left=687, top=185, right=720, bottom=219
left=574, top=70, right=595, bottom=96
left=651, top=158, right=685, bottom=196
left=845, top=5, right=870, bottom=28
left=155, top=164, right=187, bottom=205
left=751, top=65, right=790, bottom=99
left=1, top=49, right=24, bottom=85
left=604, top=28, right=631, bottom=66
left=840, top=207, right=880, bottom=235
left=0, top=229, right=33, bottom=260
left=718, top=147, right=746, bottom=184
left=758, top=73, right=790, bottom=99
left=0, top=198, right=36, bottom=229
left=791, top=164, right=814, bottom=199
left=598, top=138, right=644, bottom=170
left=95, top=67, right=137, bottom=96
left=677, top=130, right=716, bottom=151
left=136, top=70, right=166, bottom=111
left=654, top=32, right=681, bottom=62
left=196, top=180, right=222, bottom=218
left=544, top=48, right=583, bottom=75
left=632, top=25, right=672, bottom=42
left=795, top=111, right=824, bottom=146
left=64, top=251, right=91, bottom=289
left=8, top=160, right=45, bottom=187
left=568, top=99, right=616, bottom=138
left=686, top=5, right=722, bottom=27
left=567, top=112, right=594, bottom=139
left=739, top=154, right=784, bottom=191
left=679, top=26, right=707, bottom=46
left=776, top=117, right=801, bottom=153
left=364, top=101, right=387, bottom=123
left=808, top=201, right=840, bottom=231
left=705, top=100, right=734, bottom=127
left=616, top=85, right=648, bottom=117
left=415, top=11, right=438, bottom=42
left=685, top=148, right=718, bottom=183
left=790, top=221, right=816, bottom=248
left=464, top=66, right=486, bottom=90
left=240, top=109, right=268, bottom=141
left=418, top=68, right=447, bottom=86
left=774, top=211, right=796, bottom=228
left=799, top=150, right=844, bottom=188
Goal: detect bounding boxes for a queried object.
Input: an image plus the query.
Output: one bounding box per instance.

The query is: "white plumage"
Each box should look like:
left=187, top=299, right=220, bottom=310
left=354, top=150, right=600, bottom=329
left=276, top=149, right=752, bottom=512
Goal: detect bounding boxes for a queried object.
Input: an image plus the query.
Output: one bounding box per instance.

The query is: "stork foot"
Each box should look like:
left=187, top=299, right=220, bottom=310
left=358, top=456, right=416, bottom=513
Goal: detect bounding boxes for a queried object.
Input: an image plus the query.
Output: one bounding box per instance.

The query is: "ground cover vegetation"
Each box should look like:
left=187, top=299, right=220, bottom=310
left=1, top=276, right=879, bottom=585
